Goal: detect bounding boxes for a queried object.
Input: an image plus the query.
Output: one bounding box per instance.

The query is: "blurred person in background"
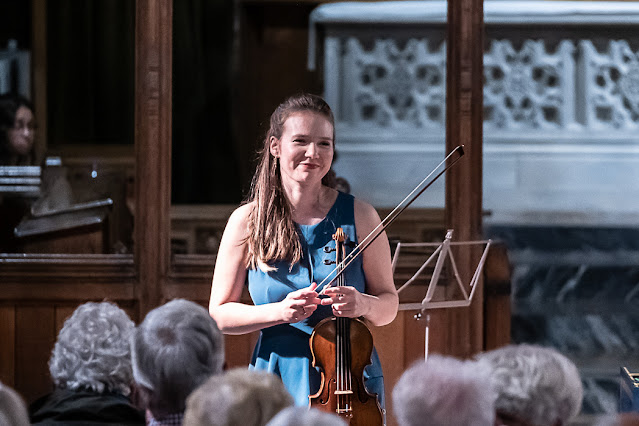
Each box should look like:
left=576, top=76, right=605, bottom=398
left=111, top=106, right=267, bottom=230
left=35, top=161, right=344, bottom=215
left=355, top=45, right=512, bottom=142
left=0, top=93, right=35, bottom=166
left=0, top=381, right=30, bottom=426
left=475, top=344, right=583, bottom=426
left=392, top=354, right=497, bottom=426
left=265, top=406, right=347, bottom=426
left=183, top=368, right=293, bottom=426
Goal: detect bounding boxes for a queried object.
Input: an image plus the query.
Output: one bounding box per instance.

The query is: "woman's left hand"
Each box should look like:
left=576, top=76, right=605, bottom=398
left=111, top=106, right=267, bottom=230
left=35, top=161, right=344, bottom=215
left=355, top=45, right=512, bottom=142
left=320, top=286, right=370, bottom=318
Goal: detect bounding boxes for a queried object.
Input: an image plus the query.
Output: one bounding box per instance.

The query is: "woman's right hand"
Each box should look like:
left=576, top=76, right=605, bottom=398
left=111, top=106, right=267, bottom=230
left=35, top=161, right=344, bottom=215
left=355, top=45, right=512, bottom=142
left=279, top=282, right=321, bottom=323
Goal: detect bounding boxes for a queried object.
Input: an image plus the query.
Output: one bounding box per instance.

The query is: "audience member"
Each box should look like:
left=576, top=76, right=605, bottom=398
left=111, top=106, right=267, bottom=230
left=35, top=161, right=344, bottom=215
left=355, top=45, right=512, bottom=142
left=475, top=344, right=583, bottom=426
left=132, top=299, right=225, bottom=425
left=265, top=406, right=347, bottom=426
left=392, top=354, right=496, bottom=426
left=29, top=301, right=145, bottom=425
left=0, top=381, right=30, bottom=426
left=596, top=412, right=639, bottom=426
left=0, top=93, right=35, bottom=165
left=183, top=368, right=293, bottom=426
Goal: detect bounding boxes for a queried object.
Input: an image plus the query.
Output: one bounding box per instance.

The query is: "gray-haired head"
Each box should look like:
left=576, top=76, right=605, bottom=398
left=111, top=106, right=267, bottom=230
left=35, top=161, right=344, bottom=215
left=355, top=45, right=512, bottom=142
left=49, top=301, right=135, bottom=395
left=265, top=407, right=347, bottom=426
left=183, top=368, right=293, bottom=426
left=475, top=344, right=583, bottom=426
left=392, top=354, right=497, bottom=426
left=0, top=381, right=30, bottom=426
left=131, top=299, right=225, bottom=417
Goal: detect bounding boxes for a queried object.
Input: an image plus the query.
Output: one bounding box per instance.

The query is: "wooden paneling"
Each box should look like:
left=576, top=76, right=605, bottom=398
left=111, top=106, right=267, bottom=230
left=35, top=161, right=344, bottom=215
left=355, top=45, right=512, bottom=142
left=15, top=306, right=56, bottom=402
left=54, top=305, right=74, bottom=335
left=20, top=225, right=107, bottom=254
left=224, top=333, right=261, bottom=369
left=0, top=306, right=16, bottom=387
left=483, top=242, right=512, bottom=351
left=371, top=309, right=417, bottom=426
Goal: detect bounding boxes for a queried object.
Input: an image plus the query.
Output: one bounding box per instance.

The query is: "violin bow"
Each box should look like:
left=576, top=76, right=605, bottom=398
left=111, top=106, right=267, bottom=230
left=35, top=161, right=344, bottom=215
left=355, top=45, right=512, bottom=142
left=317, top=145, right=465, bottom=295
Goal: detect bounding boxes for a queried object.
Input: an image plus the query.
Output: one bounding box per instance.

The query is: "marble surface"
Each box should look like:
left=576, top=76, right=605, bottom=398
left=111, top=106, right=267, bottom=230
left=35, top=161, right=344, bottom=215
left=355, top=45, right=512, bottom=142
left=485, top=225, right=639, bottom=414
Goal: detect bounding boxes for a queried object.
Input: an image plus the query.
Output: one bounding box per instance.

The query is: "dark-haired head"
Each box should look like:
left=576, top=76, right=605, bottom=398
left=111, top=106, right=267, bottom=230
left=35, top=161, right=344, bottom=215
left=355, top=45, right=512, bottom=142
left=0, top=93, right=35, bottom=165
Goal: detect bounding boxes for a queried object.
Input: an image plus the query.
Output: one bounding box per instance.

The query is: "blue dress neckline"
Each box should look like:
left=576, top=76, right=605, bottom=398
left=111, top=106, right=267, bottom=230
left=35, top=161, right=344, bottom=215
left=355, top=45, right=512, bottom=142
left=295, top=191, right=342, bottom=230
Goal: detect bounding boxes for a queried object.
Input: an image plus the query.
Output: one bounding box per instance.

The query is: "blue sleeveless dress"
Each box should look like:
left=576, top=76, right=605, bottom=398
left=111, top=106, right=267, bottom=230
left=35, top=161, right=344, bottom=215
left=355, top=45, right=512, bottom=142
left=247, top=191, right=385, bottom=409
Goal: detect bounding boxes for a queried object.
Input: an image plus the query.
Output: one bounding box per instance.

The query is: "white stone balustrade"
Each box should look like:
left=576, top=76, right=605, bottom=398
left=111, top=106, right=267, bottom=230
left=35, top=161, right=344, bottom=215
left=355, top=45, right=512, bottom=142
left=309, top=1, right=639, bottom=225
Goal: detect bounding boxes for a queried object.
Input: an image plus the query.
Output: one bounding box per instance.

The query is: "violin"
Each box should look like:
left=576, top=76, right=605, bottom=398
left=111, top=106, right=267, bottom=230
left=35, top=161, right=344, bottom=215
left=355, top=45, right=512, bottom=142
left=308, top=146, right=465, bottom=424
left=309, top=227, right=383, bottom=426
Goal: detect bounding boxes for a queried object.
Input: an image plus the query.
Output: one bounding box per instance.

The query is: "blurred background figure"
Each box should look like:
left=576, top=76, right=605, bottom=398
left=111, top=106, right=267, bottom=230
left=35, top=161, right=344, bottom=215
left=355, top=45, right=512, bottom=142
left=596, top=413, right=639, bottom=426
left=0, top=381, right=30, bottom=426
left=29, top=301, right=144, bottom=425
left=131, top=299, right=225, bottom=425
left=0, top=92, right=74, bottom=252
left=0, top=93, right=35, bottom=166
left=0, top=93, right=37, bottom=251
left=476, top=344, right=583, bottom=426
left=183, top=368, right=293, bottom=426
left=265, top=406, right=347, bottom=426
left=392, top=354, right=496, bottom=426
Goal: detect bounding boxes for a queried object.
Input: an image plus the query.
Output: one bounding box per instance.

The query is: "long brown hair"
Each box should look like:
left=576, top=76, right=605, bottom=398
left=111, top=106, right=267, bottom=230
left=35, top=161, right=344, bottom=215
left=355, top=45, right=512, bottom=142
left=246, top=93, right=335, bottom=271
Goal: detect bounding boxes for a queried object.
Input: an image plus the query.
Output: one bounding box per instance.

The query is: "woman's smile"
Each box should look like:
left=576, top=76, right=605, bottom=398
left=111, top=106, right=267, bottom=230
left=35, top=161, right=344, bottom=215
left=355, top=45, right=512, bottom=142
left=300, top=162, right=320, bottom=169
left=271, top=111, right=334, bottom=186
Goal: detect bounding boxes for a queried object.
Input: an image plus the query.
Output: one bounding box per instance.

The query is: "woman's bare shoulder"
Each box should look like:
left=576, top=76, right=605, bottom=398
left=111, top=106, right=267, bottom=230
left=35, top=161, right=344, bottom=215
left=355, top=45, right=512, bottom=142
left=230, top=202, right=254, bottom=220
left=225, top=202, right=254, bottom=235
left=353, top=197, right=380, bottom=222
left=353, top=197, right=382, bottom=235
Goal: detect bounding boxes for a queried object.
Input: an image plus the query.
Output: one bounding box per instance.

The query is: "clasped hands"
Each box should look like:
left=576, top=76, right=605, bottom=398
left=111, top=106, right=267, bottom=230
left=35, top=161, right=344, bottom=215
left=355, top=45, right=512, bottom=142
left=280, top=282, right=368, bottom=323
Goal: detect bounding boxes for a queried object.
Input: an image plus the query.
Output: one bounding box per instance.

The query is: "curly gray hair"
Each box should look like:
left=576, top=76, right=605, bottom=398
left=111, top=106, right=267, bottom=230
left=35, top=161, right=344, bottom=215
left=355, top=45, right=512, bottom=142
left=131, top=299, right=225, bottom=417
left=48, top=301, right=135, bottom=395
left=475, top=344, right=583, bottom=426
left=392, top=354, right=497, bottom=426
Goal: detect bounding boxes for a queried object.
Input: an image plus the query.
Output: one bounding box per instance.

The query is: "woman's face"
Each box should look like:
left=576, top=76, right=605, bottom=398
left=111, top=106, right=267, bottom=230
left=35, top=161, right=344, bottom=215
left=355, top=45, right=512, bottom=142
left=270, top=111, right=334, bottom=187
left=8, top=106, right=35, bottom=156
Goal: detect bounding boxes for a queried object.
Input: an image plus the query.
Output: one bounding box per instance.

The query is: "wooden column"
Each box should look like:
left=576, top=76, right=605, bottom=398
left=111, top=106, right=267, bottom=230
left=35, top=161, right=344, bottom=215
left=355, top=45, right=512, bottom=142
left=31, top=0, right=47, bottom=163
left=444, top=0, right=484, bottom=357
left=135, top=0, right=172, bottom=316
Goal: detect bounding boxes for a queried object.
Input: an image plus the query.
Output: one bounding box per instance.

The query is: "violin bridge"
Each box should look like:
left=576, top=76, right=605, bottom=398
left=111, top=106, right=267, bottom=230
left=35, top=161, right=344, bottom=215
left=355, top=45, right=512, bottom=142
left=333, top=390, right=353, bottom=395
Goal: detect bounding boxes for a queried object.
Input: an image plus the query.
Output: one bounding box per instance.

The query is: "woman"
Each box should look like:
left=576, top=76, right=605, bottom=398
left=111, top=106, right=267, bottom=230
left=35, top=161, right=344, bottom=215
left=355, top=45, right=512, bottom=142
left=0, top=94, right=37, bottom=252
left=0, top=93, right=36, bottom=165
left=209, top=93, right=398, bottom=409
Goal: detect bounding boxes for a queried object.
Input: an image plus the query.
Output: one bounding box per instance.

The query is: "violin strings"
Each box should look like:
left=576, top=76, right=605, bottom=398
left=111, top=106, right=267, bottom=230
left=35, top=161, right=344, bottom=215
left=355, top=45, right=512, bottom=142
left=336, top=247, right=343, bottom=409
left=318, top=145, right=465, bottom=295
